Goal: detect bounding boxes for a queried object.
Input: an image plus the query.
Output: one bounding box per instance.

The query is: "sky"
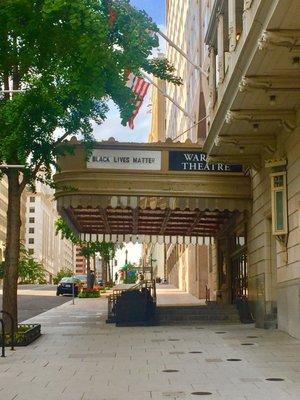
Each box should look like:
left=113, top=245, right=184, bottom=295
left=130, top=0, right=165, bottom=25
left=93, top=0, right=166, bottom=144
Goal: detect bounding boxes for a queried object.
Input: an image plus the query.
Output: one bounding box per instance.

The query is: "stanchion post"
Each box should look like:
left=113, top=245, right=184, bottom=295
left=72, top=282, right=75, bottom=305
left=0, top=319, right=5, bottom=357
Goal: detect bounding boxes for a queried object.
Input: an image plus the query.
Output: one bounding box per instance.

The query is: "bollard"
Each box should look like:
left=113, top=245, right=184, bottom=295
left=0, top=319, right=5, bottom=357
left=1, top=311, right=15, bottom=350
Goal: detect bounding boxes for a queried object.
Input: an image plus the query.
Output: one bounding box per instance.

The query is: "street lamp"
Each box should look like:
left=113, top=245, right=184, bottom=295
left=125, top=249, right=128, bottom=265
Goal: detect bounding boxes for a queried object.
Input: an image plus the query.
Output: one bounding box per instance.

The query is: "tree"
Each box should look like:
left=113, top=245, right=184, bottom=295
left=18, top=251, right=46, bottom=284
left=53, top=268, right=73, bottom=285
left=0, top=0, right=180, bottom=329
left=0, top=245, right=46, bottom=284
left=96, top=242, right=117, bottom=284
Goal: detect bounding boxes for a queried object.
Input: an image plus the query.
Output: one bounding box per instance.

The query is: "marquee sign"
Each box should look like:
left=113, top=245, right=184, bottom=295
left=169, top=151, right=243, bottom=173
left=87, top=149, right=162, bottom=171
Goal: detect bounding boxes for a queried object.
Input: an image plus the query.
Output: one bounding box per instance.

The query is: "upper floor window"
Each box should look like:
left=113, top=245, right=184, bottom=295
left=29, top=217, right=35, bottom=223
left=28, top=238, right=34, bottom=244
left=29, top=207, right=35, bottom=213
left=30, top=196, right=35, bottom=203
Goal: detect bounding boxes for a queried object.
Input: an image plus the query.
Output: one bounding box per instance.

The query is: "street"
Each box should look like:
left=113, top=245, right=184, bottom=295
left=0, top=284, right=71, bottom=322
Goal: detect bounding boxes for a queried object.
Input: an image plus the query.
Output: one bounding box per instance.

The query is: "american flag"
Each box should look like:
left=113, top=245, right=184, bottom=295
left=127, top=74, right=150, bottom=129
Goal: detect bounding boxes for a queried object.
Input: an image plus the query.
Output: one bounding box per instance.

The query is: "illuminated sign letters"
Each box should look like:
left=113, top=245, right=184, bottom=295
left=169, top=151, right=243, bottom=172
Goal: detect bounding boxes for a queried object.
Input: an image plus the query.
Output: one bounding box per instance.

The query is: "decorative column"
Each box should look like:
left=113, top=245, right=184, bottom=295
left=208, top=46, right=217, bottom=107
left=228, top=0, right=237, bottom=52
left=217, top=12, right=225, bottom=84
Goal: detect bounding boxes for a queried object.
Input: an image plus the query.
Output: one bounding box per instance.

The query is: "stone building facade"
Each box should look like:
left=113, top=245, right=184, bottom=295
left=25, top=182, right=75, bottom=282
left=201, top=0, right=300, bottom=338
left=162, top=0, right=209, bottom=299
left=162, top=0, right=300, bottom=340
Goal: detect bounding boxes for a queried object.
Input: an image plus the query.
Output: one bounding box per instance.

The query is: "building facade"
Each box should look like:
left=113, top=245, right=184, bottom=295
left=164, top=0, right=209, bottom=299
left=163, top=0, right=300, bottom=339
left=201, top=0, right=300, bottom=337
left=75, top=245, right=87, bottom=275
left=25, top=182, right=75, bottom=282
left=148, top=63, right=167, bottom=143
left=166, top=0, right=205, bottom=142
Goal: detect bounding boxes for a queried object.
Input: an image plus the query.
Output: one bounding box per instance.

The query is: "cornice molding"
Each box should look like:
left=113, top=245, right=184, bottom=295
left=258, top=29, right=300, bottom=50
left=239, top=75, right=300, bottom=93
left=225, top=110, right=296, bottom=133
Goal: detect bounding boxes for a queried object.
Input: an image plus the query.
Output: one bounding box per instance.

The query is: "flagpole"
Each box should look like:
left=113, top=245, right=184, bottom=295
left=0, top=90, right=25, bottom=93
left=158, top=30, right=208, bottom=77
left=141, top=73, right=195, bottom=121
left=172, top=115, right=209, bottom=141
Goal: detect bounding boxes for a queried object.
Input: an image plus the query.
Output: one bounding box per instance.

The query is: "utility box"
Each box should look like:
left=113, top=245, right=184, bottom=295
left=115, top=289, right=156, bottom=326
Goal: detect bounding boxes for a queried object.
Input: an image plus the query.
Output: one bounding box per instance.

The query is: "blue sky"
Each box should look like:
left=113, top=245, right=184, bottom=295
left=93, top=0, right=166, bottom=143
left=130, top=0, right=165, bottom=25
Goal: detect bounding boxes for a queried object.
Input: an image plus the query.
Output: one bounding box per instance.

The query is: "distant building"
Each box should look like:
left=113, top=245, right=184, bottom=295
left=75, top=246, right=87, bottom=275
left=152, top=0, right=209, bottom=299
left=25, top=182, right=75, bottom=283
left=148, top=55, right=167, bottom=143
left=166, top=0, right=205, bottom=142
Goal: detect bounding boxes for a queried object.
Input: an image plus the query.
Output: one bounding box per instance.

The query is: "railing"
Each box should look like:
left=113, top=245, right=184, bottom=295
left=107, top=280, right=156, bottom=323
left=0, top=311, right=15, bottom=351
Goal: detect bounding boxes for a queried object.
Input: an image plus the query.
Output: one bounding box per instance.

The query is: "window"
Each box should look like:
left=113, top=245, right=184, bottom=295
left=29, top=227, right=34, bottom=234
left=271, top=171, right=288, bottom=235
left=29, top=207, right=35, bottom=213
left=28, top=249, right=34, bottom=255
left=28, top=238, right=34, bottom=244
left=29, top=196, right=35, bottom=203
left=29, top=217, right=35, bottom=223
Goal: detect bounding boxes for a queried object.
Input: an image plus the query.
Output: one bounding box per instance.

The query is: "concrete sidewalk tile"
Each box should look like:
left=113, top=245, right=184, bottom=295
left=0, top=296, right=298, bottom=400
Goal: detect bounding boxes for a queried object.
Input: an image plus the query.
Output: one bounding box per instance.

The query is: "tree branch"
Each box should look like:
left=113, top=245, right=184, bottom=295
left=3, top=73, right=10, bottom=101
left=19, top=160, right=43, bottom=193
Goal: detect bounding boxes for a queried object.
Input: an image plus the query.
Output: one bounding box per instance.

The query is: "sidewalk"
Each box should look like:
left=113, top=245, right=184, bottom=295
left=0, top=297, right=299, bottom=400
left=156, top=284, right=206, bottom=306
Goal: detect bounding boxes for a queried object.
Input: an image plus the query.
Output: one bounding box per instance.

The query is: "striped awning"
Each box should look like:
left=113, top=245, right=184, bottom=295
left=57, top=194, right=249, bottom=245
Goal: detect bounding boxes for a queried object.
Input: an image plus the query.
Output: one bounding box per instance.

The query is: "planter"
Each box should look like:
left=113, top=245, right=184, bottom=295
left=78, top=289, right=100, bottom=298
left=0, top=324, right=41, bottom=347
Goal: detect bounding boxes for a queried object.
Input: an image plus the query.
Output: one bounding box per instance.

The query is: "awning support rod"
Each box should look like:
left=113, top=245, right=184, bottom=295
left=142, top=72, right=195, bottom=121
left=158, top=29, right=208, bottom=77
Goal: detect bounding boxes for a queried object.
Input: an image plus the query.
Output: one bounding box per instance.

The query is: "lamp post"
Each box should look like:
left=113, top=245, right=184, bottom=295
left=125, top=249, right=128, bottom=265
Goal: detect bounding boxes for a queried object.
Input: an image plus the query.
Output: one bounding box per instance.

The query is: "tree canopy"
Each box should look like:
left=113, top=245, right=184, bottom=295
left=0, top=0, right=180, bottom=186
left=56, top=217, right=119, bottom=261
left=0, top=0, right=180, bottom=328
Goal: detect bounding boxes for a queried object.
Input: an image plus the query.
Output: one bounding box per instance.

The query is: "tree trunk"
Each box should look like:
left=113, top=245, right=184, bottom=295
left=107, top=259, right=111, bottom=282
left=102, top=259, right=107, bottom=284
left=86, top=256, right=93, bottom=290
left=3, top=169, right=21, bottom=332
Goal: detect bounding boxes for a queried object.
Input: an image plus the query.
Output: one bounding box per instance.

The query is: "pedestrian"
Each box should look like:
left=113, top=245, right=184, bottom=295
left=115, top=271, right=118, bottom=283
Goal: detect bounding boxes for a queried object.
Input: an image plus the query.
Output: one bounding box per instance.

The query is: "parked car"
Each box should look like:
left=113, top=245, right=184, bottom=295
left=75, top=275, right=88, bottom=285
left=56, top=277, right=82, bottom=296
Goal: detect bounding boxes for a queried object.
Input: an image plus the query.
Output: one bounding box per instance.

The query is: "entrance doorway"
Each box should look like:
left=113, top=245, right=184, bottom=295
left=231, top=249, right=248, bottom=302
